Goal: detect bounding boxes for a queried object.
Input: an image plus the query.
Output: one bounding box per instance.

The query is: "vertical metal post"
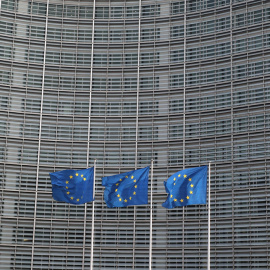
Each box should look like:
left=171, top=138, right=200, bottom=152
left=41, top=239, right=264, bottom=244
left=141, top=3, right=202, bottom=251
left=207, top=162, right=211, bottom=270
left=149, top=159, right=154, bottom=270
left=182, top=1, right=187, bottom=269
left=133, top=1, right=142, bottom=268
left=30, top=0, right=50, bottom=269
left=90, top=159, right=97, bottom=270
left=135, top=0, right=142, bottom=168
left=85, top=2, right=96, bottom=269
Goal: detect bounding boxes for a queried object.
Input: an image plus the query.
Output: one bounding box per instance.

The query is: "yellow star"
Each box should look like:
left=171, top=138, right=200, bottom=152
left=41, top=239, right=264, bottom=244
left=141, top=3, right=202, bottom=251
left=174, top=177, right=176, bottom=181
left=184, top=174, right=187, bottom=178
left=124, top=199, right=127, bottom=203
left=186, top=196, right=189, bottom=199
left=189, top=178, right=192, bottom=181
left=125, top=175, right=128, bottom=178
left=83, top=178, right=86, bottom=181
left=81, top=174, right=83, bottom=177
left=131, top=175, right=134, bottom=179
left=174, top=199, right=177, bottom=202
left=190, top=191, right=193, bottom=194
left=191, top=184, right=194, bottom=187
left=134, top=185, right=137, bottom=188
left=170, top=195, right=173, bottom=198
left=76, top=173, right=78, bottom=176
left=70, top=197, right=74, bottom=200
left=174, top=183, right=176, bottom=185
left=119, top=198, right=122, bottom=201
left=178, top=174, right=181, bottom=177
left=117, top=194, right=120, bottom=197
left=129, top=197, right=132, bottom=200
left=66, top=186, right=68, bottom=189
left=66, top=181, right=69, bottom=184
left=133, top=191, right=136, bottom=195
left=181, top=199, right=184, bottom=202
left=116, top=183, right=119, bottom=186
left=133, top=180, right=136, bottom=183
left=119, top=179, right=122, bottom=181
left=77, top=199, right=79, bottom=202
left=69, top=175, right=73, bottom=179
left=67, top=191, right=70, bottom=195
left=115, top=189, right=118, bottom=192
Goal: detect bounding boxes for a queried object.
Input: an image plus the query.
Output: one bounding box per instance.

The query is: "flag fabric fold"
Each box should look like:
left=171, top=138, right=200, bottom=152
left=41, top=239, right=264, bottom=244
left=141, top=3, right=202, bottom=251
left=50, top=167, right=94, bottom=205
left=102, top=167, right=150, bottom=208
left=162, top=166, right=208, bottom=209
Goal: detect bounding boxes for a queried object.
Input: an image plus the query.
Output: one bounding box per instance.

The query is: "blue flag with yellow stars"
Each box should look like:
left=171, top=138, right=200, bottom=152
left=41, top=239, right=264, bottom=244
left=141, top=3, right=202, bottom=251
left=162, top=166, right=208, bottom=209
left=50, top=167, right=94, bottom=205
left=102, top=167, right=150, bottom=208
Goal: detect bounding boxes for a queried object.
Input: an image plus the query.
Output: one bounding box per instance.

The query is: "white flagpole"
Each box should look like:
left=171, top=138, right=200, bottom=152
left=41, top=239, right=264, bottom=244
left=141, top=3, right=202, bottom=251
left=149, top=159, right=154, bottom=270
left=207, top=162, right=211, bottom=270
left=90, top=159, right=96, bottom=270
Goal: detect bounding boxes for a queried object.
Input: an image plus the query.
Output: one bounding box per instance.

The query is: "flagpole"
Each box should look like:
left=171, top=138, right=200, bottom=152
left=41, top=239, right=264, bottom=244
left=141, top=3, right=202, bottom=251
left=149, top=159, right=154, bottom=270
left=90, top=159, right=96, bottom=270
left=207, top=161, right=211, bottom=270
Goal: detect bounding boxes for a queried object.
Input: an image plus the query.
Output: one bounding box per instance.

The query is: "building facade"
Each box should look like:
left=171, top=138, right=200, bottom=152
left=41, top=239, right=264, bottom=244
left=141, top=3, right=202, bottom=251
left=0, top=0, right=270, bottom=269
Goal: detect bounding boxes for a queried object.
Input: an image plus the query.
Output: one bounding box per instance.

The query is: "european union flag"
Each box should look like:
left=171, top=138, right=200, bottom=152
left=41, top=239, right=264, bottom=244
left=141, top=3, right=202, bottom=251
left=162, top=166, right=208, bottom=209
left=102, top=167, right=150, bottom=208
left=50, top=167, right=94, bottom=205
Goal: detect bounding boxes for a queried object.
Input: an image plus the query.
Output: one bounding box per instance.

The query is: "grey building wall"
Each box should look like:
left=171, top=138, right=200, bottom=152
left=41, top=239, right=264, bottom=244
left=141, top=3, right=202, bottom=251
left=0, top=0, right=270, bottom=269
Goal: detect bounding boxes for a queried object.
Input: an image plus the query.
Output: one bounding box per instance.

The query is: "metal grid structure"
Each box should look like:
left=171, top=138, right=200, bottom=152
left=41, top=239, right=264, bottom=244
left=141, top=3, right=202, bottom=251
left=0, top=0, right=270, bottom=269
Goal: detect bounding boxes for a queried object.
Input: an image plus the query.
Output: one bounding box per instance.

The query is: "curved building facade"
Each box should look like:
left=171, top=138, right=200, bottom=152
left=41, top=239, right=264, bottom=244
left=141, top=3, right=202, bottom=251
left=0, top=0, right=270, bottom=269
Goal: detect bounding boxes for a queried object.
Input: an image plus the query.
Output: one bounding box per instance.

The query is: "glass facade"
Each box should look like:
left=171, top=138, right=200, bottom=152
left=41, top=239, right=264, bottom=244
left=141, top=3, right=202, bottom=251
left=0, top=0, right=270, bottom=269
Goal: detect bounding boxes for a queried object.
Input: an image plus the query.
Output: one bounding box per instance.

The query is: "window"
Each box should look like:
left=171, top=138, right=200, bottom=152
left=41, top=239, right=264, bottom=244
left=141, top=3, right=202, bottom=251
left=22, top=98, right=41, bottom=113
left=110, top=30, right=123, bottom=42
left=111, top=7, right=123, bottom=19
left=47, top=27, right=61, bottom=41
left=126, top=29, right=138, bottom=42
left=141, top=28, right=160, bottom=41
left=0, top=71, right=12, bottom=84
left=48, top=4, right=63, bottom=17
left=61, top=52, right=76, bottom=65
left=139, top=101, right=158, bottom=115
left=0, top=21, right=15, bottom=35
left=125, top=53, right=138, bottom=66
left=126, top=6, right=139, bottom=18
left=0, top=45, right=12, bottom=60
left=170, top=74, right=184, bottom=88
left=169, top=100, right=183, bottom=114
left=142, top=5, right=160, bottom=17
left=92, top=78, right=106, bottom=91
left=171, top=49, right=184, bottom=63
left=140, top=76, right=159, bottom=90
left=94, top=30, right=108, bottom=42
left=93, top=54, right=107, bottom=66
left=124, top=78, right=137, bottom=91
left=27, top=49, right=44, bottom=63
left=29, top=2, right=47, bottom=15
left=1, top=0, right=16, bottom=11
left=95, top=7, right=109, bottom=19
left=171, top=25, right=184, bottom=39
left=64, top=5, right=78, bottom=18
left=141, top=52, right=159, bottom=66
left=24, top=74, right=42, bottom=88
left=46, top=51, right=60, bottom=64
left=171, top=2, right=184, bottom=15
left=79, top=6, right=93, bottom=18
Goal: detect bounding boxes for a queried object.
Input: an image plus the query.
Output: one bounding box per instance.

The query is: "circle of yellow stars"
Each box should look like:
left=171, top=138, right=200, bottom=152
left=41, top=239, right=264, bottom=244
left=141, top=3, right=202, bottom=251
left=65, top=172, right=86, bottom=202
left=114, top=174, right=137, bottom=203
left=170, top=173, right=193, bottom=204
